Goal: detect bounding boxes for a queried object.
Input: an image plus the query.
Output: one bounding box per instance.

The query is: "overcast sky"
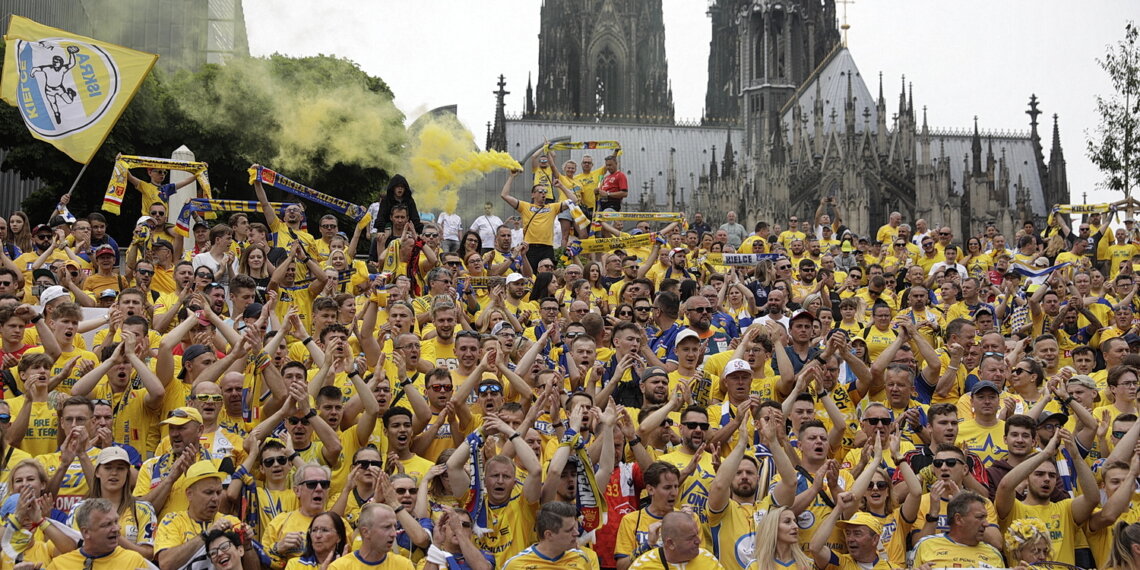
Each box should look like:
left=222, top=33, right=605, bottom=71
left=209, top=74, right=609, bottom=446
left=244, top=0, right=1134, bottom=204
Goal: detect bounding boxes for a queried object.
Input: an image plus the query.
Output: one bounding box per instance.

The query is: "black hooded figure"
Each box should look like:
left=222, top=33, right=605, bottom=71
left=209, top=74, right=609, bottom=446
left=373, top=174, right=424, bottom=235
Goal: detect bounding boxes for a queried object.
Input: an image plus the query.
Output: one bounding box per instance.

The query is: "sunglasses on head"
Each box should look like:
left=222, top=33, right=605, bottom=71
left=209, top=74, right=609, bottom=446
left=354, top=459, right=383, bottom=469
left=682, top=421, right=710, bottom=431
left=300, top=479, right=331, bottom=490
left=262, top=456, right=289, bottom=467
left=932, top=458, right=962, bottom=468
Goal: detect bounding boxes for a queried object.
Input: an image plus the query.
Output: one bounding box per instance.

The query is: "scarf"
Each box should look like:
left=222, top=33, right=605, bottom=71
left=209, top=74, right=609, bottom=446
left=700, top=253, right=782, bottom=267
left=579, top=232, right=659, bottom=254
left=564, top=433, right=607, bottom=542
left=463, top=432, right=490, bottom=536
left=104, top=155, right=211, bottom=214
left=543, top=141, right=623, bottom=156
left=175, top=198, right=297, bottom=236
left=592, top=211, right=683, bottom=223
left=1047, top=203, right=1115, bottom=226
left=248, top=165, right=367, bottom=222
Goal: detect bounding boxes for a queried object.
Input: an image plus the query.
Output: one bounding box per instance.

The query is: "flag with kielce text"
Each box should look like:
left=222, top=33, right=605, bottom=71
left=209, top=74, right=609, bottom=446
left=0, top=15, right=157, bottom=164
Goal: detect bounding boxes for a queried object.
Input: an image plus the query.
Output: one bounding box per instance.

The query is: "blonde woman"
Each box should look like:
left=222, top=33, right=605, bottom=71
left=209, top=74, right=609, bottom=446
left=749, top=506, right=813, bottom=569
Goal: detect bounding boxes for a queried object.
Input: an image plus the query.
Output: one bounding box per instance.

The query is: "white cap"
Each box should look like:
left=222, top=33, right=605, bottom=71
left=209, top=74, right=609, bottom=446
left=674, top=328, right=700, bottom=348
left=135, top=215, right=154, bottom=227
left=724, top=358, right=753, bottom=377
left=505, top=273, right=526, bottom=284
left=39, top=285, right=69, bottom=306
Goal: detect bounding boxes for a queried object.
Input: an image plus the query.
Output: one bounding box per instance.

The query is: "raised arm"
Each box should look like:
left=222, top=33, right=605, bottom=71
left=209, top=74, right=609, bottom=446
left=500, top=170, right=520, bottom=210
left=252, top=166, right=280, bottom=227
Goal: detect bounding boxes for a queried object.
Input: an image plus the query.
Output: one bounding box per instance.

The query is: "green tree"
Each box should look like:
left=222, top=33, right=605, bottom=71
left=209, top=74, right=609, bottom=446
left=1088, top=21, right=1140, bottom=199
left=1, top=46, right=405, bottom=243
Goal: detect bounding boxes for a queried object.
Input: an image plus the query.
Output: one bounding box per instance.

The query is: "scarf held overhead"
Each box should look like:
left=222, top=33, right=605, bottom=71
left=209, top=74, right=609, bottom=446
left=543, top=141, right=623, bottom=156
left=104, top=155, right=211, bottom=214
left=175, top=198, right=303, bottom=236
left=248, top=166, right=367, bottom=223
left=578, top=232, right=659, bottom=254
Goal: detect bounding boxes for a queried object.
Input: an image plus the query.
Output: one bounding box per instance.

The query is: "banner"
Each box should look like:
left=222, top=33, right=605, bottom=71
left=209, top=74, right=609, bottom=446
left=578, top=232, right=658, bottom=254
left=1047, top=203, right=1115, bottom=227
left=701, top=253, right=783, bottom=267
left=105, top=155, right=211, bottom=214
left=248, top=165, right=367, bottom=223
left=1, top=15, right=158, bottom=164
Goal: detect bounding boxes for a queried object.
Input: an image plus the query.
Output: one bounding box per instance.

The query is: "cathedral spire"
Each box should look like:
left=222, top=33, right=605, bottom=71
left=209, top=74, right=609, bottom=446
left=709, top=144, right=719, bottom=183
left=971, top=116, right=982, bottom=176
left=845, top=71, right=856, bottom=136
left=722, top=128, right=735, bottom=177
left=525, top=73, right=535, bottom=117
left=1049, top=113, right=1069, bottom=206
left=488, top=75, right=510, bottom=152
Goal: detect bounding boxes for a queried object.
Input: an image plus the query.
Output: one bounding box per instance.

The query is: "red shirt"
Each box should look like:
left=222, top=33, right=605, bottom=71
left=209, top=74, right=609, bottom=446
left=599, top=170, right=628, bottom=196
left=594, top=462, right=643, bottom=567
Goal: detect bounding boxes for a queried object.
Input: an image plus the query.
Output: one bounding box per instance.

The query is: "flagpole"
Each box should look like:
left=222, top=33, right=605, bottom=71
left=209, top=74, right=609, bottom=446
left=64, top=162, right=90, bottom=196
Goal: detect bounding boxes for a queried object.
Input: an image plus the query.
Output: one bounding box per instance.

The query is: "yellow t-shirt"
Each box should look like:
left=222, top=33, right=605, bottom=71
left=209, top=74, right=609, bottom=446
left=476, top=487, right=538, bottom=568
left=155, top=511, right=242, bottom=562
left=22, top=345, right=99, bottom=393
left=503, top=545, right=598, bottom=570
left=912, top=533, right=1004, bottom=568
left=955, top=419, right=1007, bottom=468
left=5, top=397, right=58, bottom=457
left=45, top=545, right=152, bottom=570
left=629, top=547, right=723, bottom=570
left=515, top=200, right=565, bottom=247
left=67, top=497, right=157, bottom=547
left=328, top=552, right=414, bottom=570
left=36, top=447, right=101, bottom=512
left=708, top=497, right=774, bottom=570
left=1003, top=498, right=1079, bottom=565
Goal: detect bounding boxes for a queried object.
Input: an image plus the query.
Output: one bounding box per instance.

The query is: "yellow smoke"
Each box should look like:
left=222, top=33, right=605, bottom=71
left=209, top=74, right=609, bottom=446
left=407, top=116, right=521, bottom=212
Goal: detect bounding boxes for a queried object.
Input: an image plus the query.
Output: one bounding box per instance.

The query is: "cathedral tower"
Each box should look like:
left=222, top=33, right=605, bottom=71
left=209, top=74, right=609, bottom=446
left=534, top=0, right=674, bottom=124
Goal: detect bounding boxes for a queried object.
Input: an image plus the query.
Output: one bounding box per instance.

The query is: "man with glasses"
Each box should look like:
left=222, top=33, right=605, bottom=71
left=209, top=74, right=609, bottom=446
left=421, top=365, right=479, bottom=462
left=910, top=460, right=1003, bottom=555
left=253, top=164, right=316, bottom=253
left=657, top=406, right=717, bottom=527
left=413, top=268, right=456, bottom=327
left=313, top=214, right=340, bottom=259
left=524, top=297, right=561, bottom=357
left=682, top=296, right=730, bottom=356
left=264, top=463, right=342, bottom=568
left=778, top=215, right=806, bottom=250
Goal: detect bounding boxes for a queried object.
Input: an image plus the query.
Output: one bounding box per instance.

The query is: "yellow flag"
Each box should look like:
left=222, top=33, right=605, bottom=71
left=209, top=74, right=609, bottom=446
left=0, top=15, right=158, bottom=164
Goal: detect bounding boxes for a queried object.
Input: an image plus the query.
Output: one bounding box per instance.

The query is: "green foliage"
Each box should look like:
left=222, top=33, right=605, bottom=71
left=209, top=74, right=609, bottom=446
left=1088, top=21, right=1140, bottom=197
left=0, top=47, right=406, bottom=242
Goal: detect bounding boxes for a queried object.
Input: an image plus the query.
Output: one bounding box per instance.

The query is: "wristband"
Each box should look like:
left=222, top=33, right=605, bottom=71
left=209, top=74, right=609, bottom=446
left=29, top=314, right=42, bottom=324
left=289, top=452, right=300, bottom=461
left=629, top=436, right=642, bottom=447
left=400, top=377, right=414, bottom=388
left=301, top=336, right=314, bottom=346
left=508, top=432, right=522, bottom=441
left=393, top=505, right=405, bottom=514
left=303, top=409, right=318, bottom=420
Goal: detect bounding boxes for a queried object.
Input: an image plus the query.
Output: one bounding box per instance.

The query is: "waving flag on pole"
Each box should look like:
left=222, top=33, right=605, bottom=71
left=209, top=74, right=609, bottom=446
left=0, top=15, right=158, bottom=164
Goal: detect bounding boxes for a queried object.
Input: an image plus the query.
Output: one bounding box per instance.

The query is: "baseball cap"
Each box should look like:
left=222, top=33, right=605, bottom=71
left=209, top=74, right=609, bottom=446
left=491, top=321, right=515, bottom=336
left=640, top=366, right=668, bottom=383
left=629, top=228, right=644, bottom=235
left=178, top=344, right=212, bottom=379
left=1067, top=374, right=1097, bottom=392
left=242, top=303, right=264, bottom=319
left=135, top=216, right=154, bottom=227
left=39, top=285, right=69, bottom=306
left=99, top=289, right=118, bottom=299
left=505, top=273, right=526, bottom=284
left=183, top=460, right=224, bottom=488
left=32, top=224, right=52, bottom=236
left=970, top=381, right=1000, bottom=395
left=1125, top=333, right=1140, bottom=346
left=790, top=309, right=818, bottom=323
left=1038, top=411, right=1069, bottom=427
left=162, top=407, right=204, bottom=426
left=94, top=244, right=116, bottom=258
left=151, top=239, right=173, bottom=252
left=837, top=512, right=883, bottom=535
left=96, top=446, right=131, bottom=466
left=723, top=358, right=752, bottom=377
left=674, top=328, right=700, bottom=348
left=32, top=268, right=57, bottom=284
left=48, top=215, right=69, bottom=228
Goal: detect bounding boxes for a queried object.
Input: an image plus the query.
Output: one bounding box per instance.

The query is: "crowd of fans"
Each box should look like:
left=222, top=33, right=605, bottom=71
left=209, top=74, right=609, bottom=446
left=4, top=152, right=1140, bottom=570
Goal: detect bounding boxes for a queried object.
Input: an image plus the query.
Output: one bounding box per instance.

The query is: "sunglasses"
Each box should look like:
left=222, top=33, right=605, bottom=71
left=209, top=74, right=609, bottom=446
left=868, top=481, right=890, bottom=491
left=932, top=458, right=962, bottom=468
left=428, top=385, right=453, bottom=393
left=777, top=265, right=791, bottom=270
left=287, top=416, right=311, bottom=425
left=445, top=261, right=463, bottom=266
left=393, top=487, right=416, bottom=495
left=193, top=394, right=223, bottom=402
left=1113, top=430, right=1127, bottom=439
left=617, top=311, right=633, bottom=317
left=36, top=234, right=51, bottom=240
left=634, top=307, right=651, bottom=312
left=195, top=273, right=214, bottom=279
left=1013, top=368, right=1031, bottom=375
left=682, top=421, right=710, bottom=431
left=150, top=211, right=164, bottom=216
left=354, top=459, right=383, bottom=469
left=262, top=456, right=289, bottom=467
left=688, top=307, right=714, bottom=314
left=478, top=384, right=503, bottom=395
left=0, top=414, right=10, bottom=424
left=422, top=233, right=440, bottom=238
left=563, top=332, right=583, bottom=339
left=320, top=224, right=337, bottom=229
left=300, top=479, right=331, bottom=490
left=863, top=417, right=891, bottom=426
left=983, top=352, right=1005, bottom=358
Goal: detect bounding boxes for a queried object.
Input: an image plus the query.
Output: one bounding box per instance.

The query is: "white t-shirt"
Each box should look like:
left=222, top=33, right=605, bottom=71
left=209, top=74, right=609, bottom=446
left=438, top=212, right=462, bottom=241
left=470, top=215, right=503, bottom=248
